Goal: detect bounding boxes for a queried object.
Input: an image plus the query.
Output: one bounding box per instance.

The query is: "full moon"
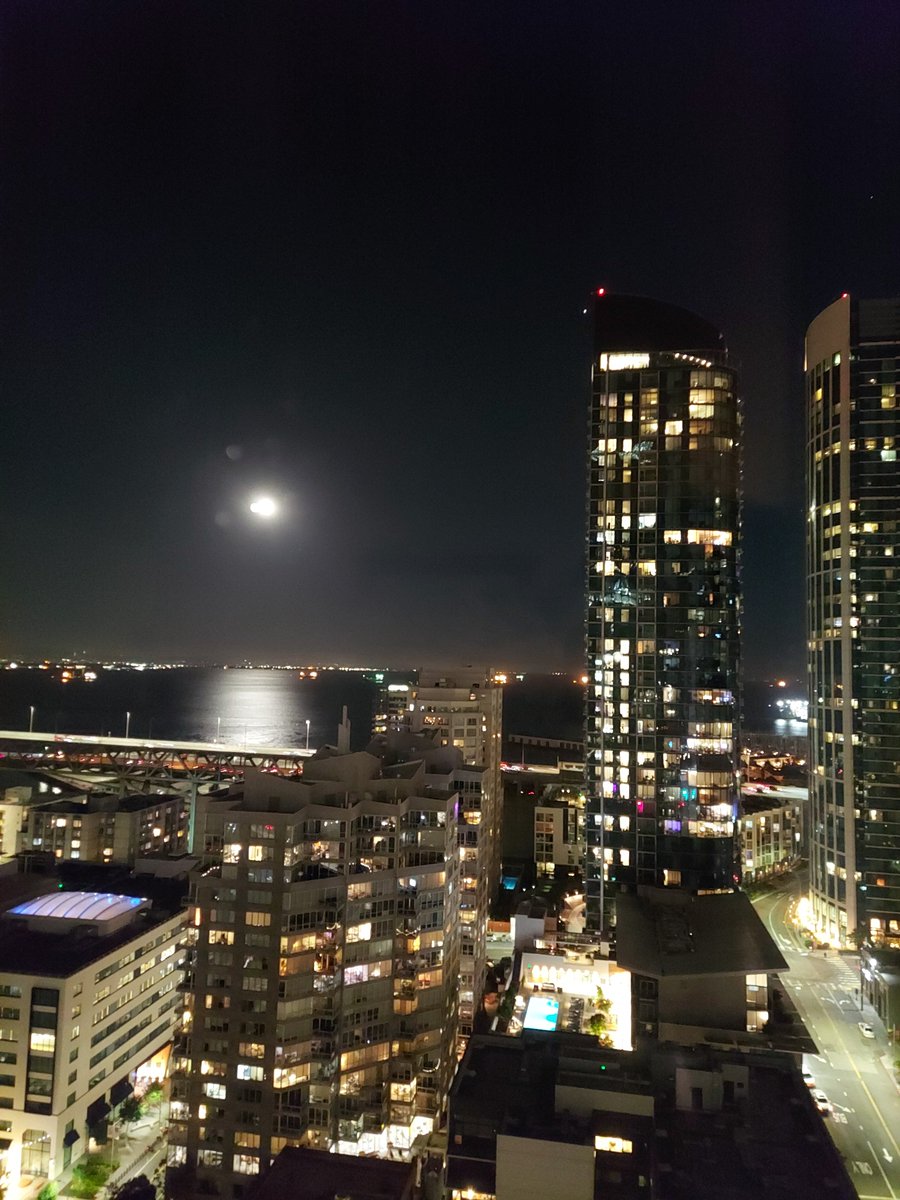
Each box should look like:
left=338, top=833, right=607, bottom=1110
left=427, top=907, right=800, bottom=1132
left=249, top=496, right=278, bottom=518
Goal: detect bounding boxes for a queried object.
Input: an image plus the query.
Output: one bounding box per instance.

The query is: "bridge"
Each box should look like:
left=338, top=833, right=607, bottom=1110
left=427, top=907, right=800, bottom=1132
left=0, top=730, right=315, bottom=792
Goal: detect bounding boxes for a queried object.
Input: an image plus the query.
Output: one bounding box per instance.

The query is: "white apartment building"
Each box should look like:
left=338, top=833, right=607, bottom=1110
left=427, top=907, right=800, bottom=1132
left=534, top=790, right=585, bottom=877
left=169, top=753, right=464, bottom=1200
left=18, top=793, right=190, bottom=865
left=739, top=797, right=802, bottom=884
left=408, top=673, right=502, bottom=1031
left=0, top=889, right=186, bottom=1185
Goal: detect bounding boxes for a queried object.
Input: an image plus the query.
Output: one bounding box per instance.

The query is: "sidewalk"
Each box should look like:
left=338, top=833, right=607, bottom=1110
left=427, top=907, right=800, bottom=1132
left=56, top=1108, right=168, bottom=1200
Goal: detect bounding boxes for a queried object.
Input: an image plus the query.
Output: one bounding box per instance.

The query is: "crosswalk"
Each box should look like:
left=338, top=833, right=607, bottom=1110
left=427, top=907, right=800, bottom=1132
left=831, top=957, right=860, bottom=994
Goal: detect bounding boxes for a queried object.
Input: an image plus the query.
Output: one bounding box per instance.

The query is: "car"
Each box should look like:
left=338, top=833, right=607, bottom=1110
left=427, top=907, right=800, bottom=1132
left=802, top=1070, right=816, bottom=1089
left=859, top=1022, right=875, bottom=1039
left=812, top=1089, right=831, bottom=1114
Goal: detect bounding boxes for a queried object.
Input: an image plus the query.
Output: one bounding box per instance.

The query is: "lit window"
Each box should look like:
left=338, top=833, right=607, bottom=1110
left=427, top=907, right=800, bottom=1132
left=595, top=1136, right=633, bottom=1154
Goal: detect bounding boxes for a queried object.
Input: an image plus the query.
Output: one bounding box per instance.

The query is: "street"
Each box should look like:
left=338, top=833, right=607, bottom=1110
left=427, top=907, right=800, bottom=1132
left=754, top=875, right=900, bottom=1200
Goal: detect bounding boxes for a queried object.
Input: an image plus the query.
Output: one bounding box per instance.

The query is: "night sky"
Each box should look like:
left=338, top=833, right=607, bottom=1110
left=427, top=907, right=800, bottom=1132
left=3, top=2, right=899, bottom=675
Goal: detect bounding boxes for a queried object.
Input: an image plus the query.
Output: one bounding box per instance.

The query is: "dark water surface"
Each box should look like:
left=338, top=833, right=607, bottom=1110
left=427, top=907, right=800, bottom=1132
left=0, top=669, right=798, bottom=752
left=0, top=669, right=584, bottom=751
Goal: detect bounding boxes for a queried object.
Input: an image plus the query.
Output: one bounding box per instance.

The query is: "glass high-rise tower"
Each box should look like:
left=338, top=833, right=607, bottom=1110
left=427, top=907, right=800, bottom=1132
left=806, top=294, right=900, bottom=948
left=585, top=293, right=742, bottom=931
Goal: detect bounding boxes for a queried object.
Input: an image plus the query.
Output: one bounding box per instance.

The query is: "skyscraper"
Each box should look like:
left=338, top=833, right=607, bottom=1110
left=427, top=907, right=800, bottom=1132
left=585, top=293, right=742, bottom=931
left=805, top=294, right=900, bottom=948
left=168, top=745, right=489, bottom=1198
left=404, top=672, right=502, bottom=1036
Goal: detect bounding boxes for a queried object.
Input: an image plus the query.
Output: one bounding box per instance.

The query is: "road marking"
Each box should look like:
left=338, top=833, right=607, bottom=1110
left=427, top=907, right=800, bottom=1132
left=868, top=1139, right=897, bottom=1200
left=854, top=1160, right=874, bottom=1175
left=885, top=1150, right=895, bottom=1165
left=818, top=994, right=900, bottom=1163
left=759, top=884, right=900, bottom=1189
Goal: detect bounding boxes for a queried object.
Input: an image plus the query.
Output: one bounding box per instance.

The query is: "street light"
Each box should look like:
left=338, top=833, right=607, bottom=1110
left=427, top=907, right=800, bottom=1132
left=305, top=719, right=311, bottom=751
left=216, top=716, right=221, bottom=744
left=125, top=711, right=131, bottom=740
left=28, top=705, right=35, bottom=734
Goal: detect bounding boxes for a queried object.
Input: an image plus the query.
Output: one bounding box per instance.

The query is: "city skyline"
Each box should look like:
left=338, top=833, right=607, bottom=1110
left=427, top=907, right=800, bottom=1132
left=4, top=3, right=900, bottom=673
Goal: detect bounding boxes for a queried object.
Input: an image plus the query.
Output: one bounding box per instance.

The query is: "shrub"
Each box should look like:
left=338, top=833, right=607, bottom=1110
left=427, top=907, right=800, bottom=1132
left=38, top=1183, right=59, bottom=1200
left=70, top=1156, right=117, bottom=1199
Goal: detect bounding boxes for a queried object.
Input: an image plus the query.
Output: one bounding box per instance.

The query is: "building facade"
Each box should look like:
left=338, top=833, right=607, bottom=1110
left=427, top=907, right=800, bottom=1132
left=0, top=890, right=185, bottom=1187
left=806, top=295, right=900, bottom=947
left=407, top=672, right=503, bottom=1027
left=534, top=789, right=584, bottom=877
left=17, top=793, right=189, bottom=865
left=585, top=293, right=742, bottom=930
left=739, top=795, right=803, bottom=883
left=169, top=755, right=464, bottom=1199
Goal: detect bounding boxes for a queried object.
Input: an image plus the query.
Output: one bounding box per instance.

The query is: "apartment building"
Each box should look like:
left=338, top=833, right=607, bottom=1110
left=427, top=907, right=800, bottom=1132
left=409, top=672, right=502, bottom=1017
left=806, top=295, right=900, bottom=946
left=18, top=793, right=190, bottom=865
left=739, top=796, right=802, bottom=884
left=169, top=751, right=466, bottom=1199
left=534, top=789, right=585, bottom=877
left=585, top=293, right=741, bottom=929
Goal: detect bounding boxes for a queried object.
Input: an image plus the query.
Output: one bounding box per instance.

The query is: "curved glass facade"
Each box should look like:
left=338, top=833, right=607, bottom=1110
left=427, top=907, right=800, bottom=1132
left=585, top=294, right=742, bottom=931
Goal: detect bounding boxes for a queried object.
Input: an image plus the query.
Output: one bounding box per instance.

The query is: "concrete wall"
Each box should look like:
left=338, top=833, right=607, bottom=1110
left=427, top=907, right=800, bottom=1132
left=496, top=1134, right=594, bottom=1200
left=675, top=1062, right=749, bottom=1112
left=556, top=1083, right=653, bottom=1118
left=658, top=974, right=745, bottom=1030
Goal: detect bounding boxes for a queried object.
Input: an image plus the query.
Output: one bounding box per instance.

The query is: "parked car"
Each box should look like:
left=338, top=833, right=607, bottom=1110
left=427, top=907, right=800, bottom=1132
left=858, top=1022, right=875, bottom=1039
left=802, top=1070, right=816, bottom=1089
left=812, top=1089, right=831, bottom=1115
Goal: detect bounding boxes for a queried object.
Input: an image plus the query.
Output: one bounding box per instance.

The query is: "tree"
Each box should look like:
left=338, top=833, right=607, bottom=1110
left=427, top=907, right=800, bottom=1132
left=37, top=1184, right=58, bottom=1200
left=118, top=1096, right=145, bottom=1125
left=593, top=986, right=612, bottom=1018
left=111, top=1175, right=156, bottom=1200
left=497, top=990, right=516, bottom=1024
left=587, top=985, right=614, bottom=1045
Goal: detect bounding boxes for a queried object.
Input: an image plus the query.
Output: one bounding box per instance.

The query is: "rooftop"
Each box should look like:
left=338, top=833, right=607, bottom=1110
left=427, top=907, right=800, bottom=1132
left=447, top=1034, right=854, bottom=1200
left=615, top=886, right=787, bottom=978
left=594, top=293, right=725, bottom=355
left=246, top=1146, right=415, bottom=1200
left=26, top=792, right=180, bottom=815
left=8, top=891, right=145, bottom=922
left=0, top=879, right=185, bottom=977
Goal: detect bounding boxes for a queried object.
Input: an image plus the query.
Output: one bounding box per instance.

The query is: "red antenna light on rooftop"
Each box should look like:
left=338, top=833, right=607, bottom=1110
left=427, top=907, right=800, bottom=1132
left=595, top=287, right=606, bottom=296
left=841, top=292, right=849, bottom=299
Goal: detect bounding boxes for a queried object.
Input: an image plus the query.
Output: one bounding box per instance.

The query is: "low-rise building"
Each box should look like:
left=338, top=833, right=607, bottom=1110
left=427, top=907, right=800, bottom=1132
left=446, top=1032, right=854, bottom=1200
left=615, top=887, right=796, bottom=1048
left=0, top=885, right=187, bottom=1186
left=17, top=792, right=190, bottom=865
left=739, top=792, right=803, bottom=882
left=861, top=945, right=900, bottom=1040
left=246, top=1145, right=417, bottom=1200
